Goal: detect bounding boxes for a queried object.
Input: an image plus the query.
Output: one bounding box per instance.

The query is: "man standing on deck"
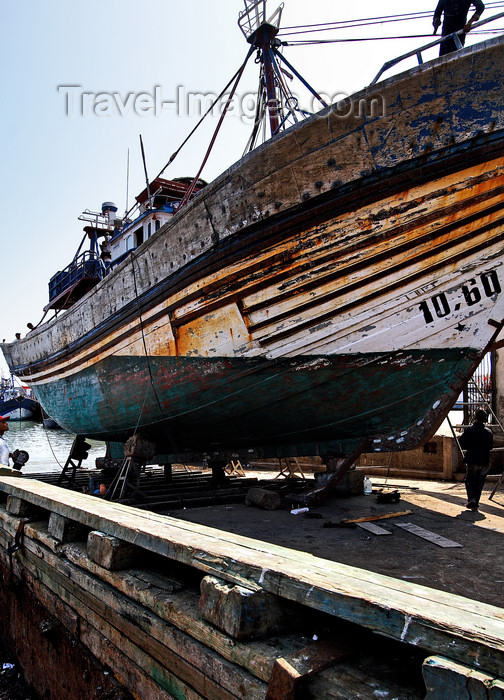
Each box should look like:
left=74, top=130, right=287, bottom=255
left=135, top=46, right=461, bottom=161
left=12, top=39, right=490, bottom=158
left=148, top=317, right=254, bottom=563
left=0, top=416, right=12, bottom=469
left=433, top=0, right=485, bottom=56
left=459, top=408, right=493, bottom=510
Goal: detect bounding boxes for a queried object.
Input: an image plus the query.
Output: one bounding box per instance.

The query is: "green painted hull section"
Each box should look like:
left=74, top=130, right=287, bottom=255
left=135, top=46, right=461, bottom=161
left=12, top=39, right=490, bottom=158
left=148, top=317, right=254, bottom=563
left=34, top=348, right=474, bottom=457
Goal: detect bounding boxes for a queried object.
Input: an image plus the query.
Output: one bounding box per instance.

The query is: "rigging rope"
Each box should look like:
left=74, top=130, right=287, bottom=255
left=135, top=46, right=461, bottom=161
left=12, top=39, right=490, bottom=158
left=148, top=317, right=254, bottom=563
left=279, top=2, right=504, bottom=34
left=283, top=30, right=504, bottom=45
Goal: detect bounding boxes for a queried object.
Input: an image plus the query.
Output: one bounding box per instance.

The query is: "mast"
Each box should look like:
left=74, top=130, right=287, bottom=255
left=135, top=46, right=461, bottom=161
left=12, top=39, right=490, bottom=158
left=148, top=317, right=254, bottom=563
left=239, top=1, right=284, bottom=138
left=238, top=1, right=327, bottom=145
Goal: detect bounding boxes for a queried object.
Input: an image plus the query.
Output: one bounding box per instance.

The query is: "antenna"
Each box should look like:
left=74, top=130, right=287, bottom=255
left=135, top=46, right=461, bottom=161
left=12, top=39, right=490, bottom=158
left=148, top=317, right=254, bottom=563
left=125, top=148, right=130, bottom=217
left=139, top=135, right=152, bottom=209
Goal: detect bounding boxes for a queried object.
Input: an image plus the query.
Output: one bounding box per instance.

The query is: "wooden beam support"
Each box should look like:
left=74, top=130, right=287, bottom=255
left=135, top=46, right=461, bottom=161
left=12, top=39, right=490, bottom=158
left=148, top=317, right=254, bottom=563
left=48, top=513, right=88, bottom=543
left=6, top=495, right=36, bottom=517
left=87, top=531, right=138, bottom=570
left=199, top=575, right=290, bottom=640
left=266, top=639, right=353, bottom=700
left=423, top=656, right=504, bottom=699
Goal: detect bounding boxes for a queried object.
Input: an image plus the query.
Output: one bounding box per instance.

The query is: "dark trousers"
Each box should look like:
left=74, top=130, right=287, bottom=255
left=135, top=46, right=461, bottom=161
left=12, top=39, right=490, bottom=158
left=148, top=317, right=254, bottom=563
left=465, top=463, right=491, bottom=504
left=440, top=23, right=466, bottom=56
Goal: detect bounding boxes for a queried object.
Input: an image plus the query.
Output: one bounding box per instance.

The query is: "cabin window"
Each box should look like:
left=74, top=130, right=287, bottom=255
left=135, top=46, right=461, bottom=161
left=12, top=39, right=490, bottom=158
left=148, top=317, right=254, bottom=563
left=148, top=222, right=152, bottom=238
left=125, top=234, right=134, bottom=251
left=155, top=219, right=161, bottom=231
left=135, top=227, right=144, bottom=247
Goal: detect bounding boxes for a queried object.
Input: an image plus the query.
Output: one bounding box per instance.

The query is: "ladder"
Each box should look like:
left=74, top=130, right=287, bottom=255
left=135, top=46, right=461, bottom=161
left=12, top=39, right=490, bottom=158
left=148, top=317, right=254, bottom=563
left=446, top=379, right=504, bottom=501
left=57, top=435, right=91, bottom=487
left=108, top=456, right=144, bottom=502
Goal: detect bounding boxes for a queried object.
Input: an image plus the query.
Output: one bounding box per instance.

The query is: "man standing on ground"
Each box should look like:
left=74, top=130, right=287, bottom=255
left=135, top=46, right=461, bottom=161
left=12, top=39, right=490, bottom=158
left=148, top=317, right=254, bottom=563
left=0, top=416, right=11, bottom=468
left=433, top=0, right=485, bottom=56
left=459, top=408, right=493, bottom=510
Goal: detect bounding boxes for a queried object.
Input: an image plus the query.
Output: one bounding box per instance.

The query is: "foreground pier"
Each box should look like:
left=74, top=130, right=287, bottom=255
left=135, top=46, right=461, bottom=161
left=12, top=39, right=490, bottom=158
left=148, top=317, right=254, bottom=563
left=0, top=476, right=503, bottom=698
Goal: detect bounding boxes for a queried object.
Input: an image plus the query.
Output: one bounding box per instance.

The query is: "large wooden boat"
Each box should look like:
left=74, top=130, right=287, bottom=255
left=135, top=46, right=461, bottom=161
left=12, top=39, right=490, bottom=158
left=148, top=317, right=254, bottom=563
left=3, top=10, right=504, bottom=461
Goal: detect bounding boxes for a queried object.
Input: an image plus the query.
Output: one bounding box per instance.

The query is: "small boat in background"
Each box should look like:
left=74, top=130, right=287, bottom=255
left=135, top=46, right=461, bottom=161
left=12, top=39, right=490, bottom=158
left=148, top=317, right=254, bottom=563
left=0, top=377, right=40, bottom=421
left=42, top=410, right=62, bottom=429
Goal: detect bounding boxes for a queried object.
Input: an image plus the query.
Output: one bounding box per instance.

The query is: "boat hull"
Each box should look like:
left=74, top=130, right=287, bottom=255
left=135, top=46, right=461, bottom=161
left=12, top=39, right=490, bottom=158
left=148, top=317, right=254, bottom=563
left=4, top=37, right=504, bottom=458
left=34, top=347, right=476, bottom=455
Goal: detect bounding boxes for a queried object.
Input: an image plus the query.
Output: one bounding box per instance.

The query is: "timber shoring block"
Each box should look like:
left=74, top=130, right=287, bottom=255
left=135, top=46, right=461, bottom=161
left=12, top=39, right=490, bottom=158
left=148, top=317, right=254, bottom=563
left=265, top=639, right=354, bottom=700
left=0, top=477, right=504, bottom=679
left=245, top=487, right=281, bottom=510
left=6, top=494, right=41, bottom=517
left=423, top=656, right=504, bottom=699
left=87, top=530, right=138, bottom=570
left=199, top=574, right=292, bottom=640
left=48, top=512, right=88, bottom=543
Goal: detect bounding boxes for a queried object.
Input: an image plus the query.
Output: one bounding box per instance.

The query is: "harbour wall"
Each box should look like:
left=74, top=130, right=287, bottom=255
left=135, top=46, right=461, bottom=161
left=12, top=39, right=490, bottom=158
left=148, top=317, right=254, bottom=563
left=0, top=476, right=503, bottom=698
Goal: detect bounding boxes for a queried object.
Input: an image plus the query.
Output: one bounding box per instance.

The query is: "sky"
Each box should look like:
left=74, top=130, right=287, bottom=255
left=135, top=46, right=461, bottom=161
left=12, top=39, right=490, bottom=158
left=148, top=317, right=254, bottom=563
left=0, top=0, right=501, bottom=377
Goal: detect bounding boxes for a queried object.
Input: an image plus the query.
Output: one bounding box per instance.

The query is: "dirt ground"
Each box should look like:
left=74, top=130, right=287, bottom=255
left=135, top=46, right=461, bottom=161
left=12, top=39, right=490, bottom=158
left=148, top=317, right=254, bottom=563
left=171, top=473, right=504, bottom=609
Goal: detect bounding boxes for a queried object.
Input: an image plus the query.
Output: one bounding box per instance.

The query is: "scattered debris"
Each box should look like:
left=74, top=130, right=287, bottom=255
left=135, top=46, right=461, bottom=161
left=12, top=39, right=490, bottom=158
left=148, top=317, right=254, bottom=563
left=340, top=510, right=413, bottom=524
left=357, top=522, right=393, bottom=536
left=395, top=523, right=462, bottom=548
left=376, top=490, right=401, bottom=504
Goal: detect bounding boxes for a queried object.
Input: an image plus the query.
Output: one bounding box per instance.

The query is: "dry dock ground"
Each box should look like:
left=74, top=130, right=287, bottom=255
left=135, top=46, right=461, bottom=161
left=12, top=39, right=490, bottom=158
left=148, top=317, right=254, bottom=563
left=171, top=475, right=504, bottom=610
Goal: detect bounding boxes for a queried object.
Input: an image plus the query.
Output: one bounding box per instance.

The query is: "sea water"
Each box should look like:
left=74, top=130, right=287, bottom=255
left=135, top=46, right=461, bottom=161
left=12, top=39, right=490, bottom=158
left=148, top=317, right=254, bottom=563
left=4, top=421, right=106, bottom=475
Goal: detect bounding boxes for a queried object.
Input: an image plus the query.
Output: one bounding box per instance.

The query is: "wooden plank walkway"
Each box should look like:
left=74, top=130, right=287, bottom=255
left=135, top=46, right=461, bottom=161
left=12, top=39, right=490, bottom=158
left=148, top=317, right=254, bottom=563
left=0, top=475, right=503, bottom=681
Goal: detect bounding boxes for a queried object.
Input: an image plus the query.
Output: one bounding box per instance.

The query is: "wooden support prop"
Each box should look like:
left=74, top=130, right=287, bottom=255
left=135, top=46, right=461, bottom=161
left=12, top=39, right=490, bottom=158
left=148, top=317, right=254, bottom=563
left=163, top=463, right=173, bottom=481
left=6, top=495, right=37, bottom=517
left=265, top=639, right=353, bottom=700
left=87, top=531, right=138, bottom=570
left=225, top=460, right=246, bottom=477
left=301, top=440, right=369, bottom=505
left=199, top=575, right=290, bottom=640
left=48, top=513, right=88, bottom=543
left=423, top=655, right=504, bottom=699
left=274, top=458, right=306, bottom=480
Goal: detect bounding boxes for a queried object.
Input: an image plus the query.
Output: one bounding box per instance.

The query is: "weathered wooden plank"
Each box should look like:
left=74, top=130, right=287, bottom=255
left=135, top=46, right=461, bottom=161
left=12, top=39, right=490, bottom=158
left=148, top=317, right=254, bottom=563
left=395, top=523, right=462, bottom=548
left=356, top=522, right=392, bottom=536
left=0, top=479, right=503, bottom=679
left=423, top=655, right=504, bottom=699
